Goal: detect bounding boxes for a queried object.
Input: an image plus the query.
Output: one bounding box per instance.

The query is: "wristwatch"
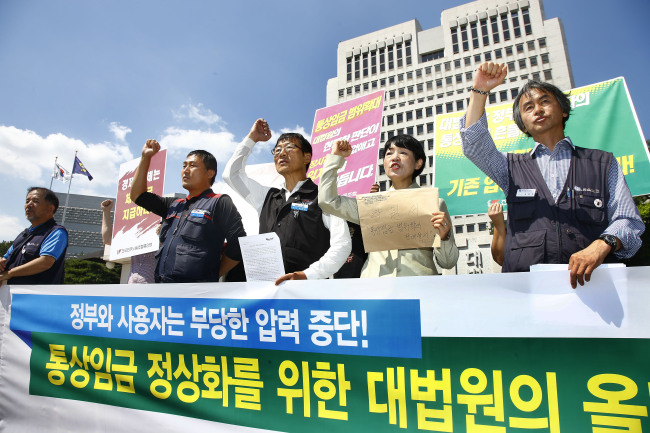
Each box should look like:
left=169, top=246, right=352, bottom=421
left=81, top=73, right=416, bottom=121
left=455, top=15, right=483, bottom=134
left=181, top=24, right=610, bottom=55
left=599, top=234, right=618, bottom=254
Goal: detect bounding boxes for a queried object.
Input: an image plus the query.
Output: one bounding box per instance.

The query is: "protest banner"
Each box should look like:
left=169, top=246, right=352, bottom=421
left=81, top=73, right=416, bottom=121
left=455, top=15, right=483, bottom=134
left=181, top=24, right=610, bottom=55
left=110, top=150, right=167, bottom=261
left=435, top=77, right=650, bottom=216
left=1, top=266, right=649, bottom=432
left=307, top=90, right=385, bottom=197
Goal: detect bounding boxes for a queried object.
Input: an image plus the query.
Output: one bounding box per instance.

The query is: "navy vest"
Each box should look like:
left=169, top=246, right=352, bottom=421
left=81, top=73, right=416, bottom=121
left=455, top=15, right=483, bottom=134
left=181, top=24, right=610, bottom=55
left=5, top=218, right=67, bottom=284
left=155, top=190, right=224, bottom=283
left=503, top=146, right=612, bottom=272
left=258, top=179, right=330, bottom=274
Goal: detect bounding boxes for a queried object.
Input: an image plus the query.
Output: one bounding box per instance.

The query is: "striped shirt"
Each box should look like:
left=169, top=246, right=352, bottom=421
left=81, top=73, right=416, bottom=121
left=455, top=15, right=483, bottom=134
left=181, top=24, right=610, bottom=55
left=460, top=113, right=644, bottom=259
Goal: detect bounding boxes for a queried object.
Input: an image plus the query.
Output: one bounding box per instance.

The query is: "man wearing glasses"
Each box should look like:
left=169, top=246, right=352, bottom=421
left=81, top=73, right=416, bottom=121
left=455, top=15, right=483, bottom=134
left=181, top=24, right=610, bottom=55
left=224, top=119, right=351, bottom=285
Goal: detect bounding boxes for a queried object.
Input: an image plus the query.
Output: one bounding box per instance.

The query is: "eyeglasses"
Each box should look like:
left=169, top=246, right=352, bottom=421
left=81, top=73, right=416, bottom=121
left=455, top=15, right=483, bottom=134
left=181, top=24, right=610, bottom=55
left=271, top=144, right=302, bottom=156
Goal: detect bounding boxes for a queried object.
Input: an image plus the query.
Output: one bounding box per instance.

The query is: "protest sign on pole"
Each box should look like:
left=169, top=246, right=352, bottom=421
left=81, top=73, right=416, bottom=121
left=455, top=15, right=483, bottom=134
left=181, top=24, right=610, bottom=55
left=110, top=150, right=167, bottom=261
left=307, top=90, right=385, bottom=197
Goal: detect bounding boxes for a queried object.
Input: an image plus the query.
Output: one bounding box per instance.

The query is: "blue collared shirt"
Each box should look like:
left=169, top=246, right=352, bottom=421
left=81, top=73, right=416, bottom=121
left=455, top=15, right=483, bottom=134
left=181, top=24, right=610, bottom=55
left=4, top=226, right=68, bottom=260
left=460, top=113, right=644, bottom=259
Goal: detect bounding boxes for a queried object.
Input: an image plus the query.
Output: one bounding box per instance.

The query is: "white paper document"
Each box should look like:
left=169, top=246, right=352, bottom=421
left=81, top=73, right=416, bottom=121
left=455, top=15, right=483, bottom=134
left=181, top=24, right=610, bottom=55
left=239, top=233, right=285, bottom=282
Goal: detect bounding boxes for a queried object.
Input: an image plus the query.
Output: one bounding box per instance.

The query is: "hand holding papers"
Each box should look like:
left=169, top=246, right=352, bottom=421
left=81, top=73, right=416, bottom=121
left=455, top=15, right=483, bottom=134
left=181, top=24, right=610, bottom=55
left=356, top=187, right=441, bottom=253
left=239, top=233, right=285, bottom=282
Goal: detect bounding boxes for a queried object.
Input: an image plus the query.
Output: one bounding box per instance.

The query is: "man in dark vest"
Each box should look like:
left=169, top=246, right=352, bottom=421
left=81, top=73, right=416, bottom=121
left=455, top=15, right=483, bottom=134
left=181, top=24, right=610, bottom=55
left=224, top=119, right=351, bottom=285
left=0, top=187, right=68, bottom=285
left=131, top=140, right=246, bottom=283
left=461, top=62, right=644, bottom=288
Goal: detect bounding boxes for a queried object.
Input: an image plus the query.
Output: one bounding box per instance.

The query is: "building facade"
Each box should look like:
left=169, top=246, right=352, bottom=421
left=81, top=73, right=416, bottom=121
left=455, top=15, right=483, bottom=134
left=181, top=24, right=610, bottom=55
left=325, top=0, right=573, bottom=274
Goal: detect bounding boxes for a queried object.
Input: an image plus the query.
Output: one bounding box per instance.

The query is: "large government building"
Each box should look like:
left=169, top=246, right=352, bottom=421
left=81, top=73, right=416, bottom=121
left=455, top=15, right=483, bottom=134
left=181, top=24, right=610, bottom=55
left=325, top=0, right=574, bottom=274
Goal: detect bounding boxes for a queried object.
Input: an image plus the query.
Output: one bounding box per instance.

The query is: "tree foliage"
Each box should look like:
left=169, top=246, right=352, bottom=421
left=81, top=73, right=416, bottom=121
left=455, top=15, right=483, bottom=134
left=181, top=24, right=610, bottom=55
left=64, top=259, right=121, bottom=284
left=0, top=240, right=12, bottom=257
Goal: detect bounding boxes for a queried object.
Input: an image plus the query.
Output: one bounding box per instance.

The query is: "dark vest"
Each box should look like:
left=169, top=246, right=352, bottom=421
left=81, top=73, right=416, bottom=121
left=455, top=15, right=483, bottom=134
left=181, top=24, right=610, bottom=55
left=155, top=190, right=224, bottom=283
left=503, top=146, right=612, bottom=272
left=258, top=179, right=330, bottom=274
left=5, top=218, right=67, bottom=285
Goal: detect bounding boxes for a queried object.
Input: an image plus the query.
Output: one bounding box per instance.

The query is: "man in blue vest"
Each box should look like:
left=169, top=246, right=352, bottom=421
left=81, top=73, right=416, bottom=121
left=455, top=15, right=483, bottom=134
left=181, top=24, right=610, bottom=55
left=131, top=140, right=246, bottom=283
left=461, top=62, right=644, bottom=288
left=0, top=187, right=68, bottom=285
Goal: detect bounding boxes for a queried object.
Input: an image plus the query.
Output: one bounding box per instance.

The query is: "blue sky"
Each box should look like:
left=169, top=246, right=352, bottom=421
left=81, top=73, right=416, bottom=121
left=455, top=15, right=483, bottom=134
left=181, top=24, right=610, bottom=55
left=1, top=0, right=648, bottom=241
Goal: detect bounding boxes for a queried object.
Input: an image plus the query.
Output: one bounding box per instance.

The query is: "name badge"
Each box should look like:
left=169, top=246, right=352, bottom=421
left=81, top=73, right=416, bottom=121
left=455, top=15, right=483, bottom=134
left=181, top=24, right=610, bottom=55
left=190, top=209, right=207, bottom=218
left=516, top=188, right=536, bottom=198
left=291, top=202, right=309, bottom=212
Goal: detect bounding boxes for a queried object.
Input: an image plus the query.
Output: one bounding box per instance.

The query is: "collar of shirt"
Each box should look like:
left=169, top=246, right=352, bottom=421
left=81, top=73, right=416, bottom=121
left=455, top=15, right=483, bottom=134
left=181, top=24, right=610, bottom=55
left=281, top=179, right=309, bottom=201
left=530, top=136, right=575, bottom=158
left=185, top=188, right=213, bottom=202
left=389, top=181, right=420, bottom=191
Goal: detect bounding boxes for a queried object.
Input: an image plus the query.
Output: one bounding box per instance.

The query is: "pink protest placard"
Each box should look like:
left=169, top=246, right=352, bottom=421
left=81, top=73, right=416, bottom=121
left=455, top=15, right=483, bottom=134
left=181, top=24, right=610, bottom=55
left=110, top=150, right=167, bottom=261
left=307, top=90, right=385, bottom=197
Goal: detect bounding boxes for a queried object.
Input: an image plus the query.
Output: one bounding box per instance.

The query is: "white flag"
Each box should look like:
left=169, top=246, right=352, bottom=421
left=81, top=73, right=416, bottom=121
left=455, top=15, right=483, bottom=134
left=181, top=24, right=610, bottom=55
left=52, top=163, right=71, bottom=182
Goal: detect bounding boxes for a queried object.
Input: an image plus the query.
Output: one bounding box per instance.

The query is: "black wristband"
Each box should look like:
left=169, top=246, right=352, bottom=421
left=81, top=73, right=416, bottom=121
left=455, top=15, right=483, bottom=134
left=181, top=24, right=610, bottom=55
left=469, top=86, right=491, bottom=96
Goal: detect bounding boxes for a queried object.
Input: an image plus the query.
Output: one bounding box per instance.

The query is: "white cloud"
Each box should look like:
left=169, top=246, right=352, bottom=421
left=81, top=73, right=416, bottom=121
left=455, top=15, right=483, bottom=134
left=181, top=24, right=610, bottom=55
left=0, top=214, right=26, bottom=242
left=173, top=102, right=223, bottom=126
left=109, top=122, right=132, bottom=143
left=159, top=127, right=238, bottom=164
left=0, top=125, right=134, bottom=190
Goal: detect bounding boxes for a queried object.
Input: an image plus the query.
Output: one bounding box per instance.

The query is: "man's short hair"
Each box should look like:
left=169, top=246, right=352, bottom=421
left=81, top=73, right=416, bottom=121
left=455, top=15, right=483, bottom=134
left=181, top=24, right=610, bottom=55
left=187, top=150, right=217, bottom=185
left=513, top=80, right=572, bottom=137
left=276, top=133, right=312, bottom=171
left=383, top=135, right=426, bottom=181
left=27, top=187, right=59, bottom=213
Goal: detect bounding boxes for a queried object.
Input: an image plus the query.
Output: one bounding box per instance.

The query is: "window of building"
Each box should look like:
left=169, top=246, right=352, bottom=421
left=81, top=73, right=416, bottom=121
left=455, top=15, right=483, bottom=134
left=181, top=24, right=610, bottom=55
left=475, top=53, right=482, bottom=62
left=346, top=57, right=352, bottom=81
left=544, top=69, right=552, bottom=80
left=519, top=58, right=527, bottom=69
left=446, top=102, right=453, bottom=112
left=396, top=43, right=403, bottom=68
left=428, top=139, right=434, bottom=150
left=406, top=71, right=413, bottom=80
left=467, top=224, right=475, bottom=233
left=379, top=47, right=386, bottom=73
left=419, top=175, right=427, bottom=186
left=471, top=21, right=479, bottom=49
left=500, top=90, right=508, bottom=102
left=407, top=86, right=414, bottom=94
left=538, top=38, right=547, bottom=48
left=512, top=11, right=521, bottom=38
left=510, top=88, right=518, bottom=98
left=417, top=124, right=424, bottom=135
left=541, top=53, right=549, bottom=64
left=398, top=73, right=404, bottom=82
left=484, top=51, right=492, bottom=61
left=389, top=90, right=395, bottom=99
left=363, top=52, right=369, bottom=77
left=354, top=55, right=360, bottom=79
left=427, top=81, right=433, bottom=90
left=444, top=61, right=451, bottom=72
left=389, top=75, right=395, bottom=85
left=478, top=222, right=487, bottom=231
left=338, top=89, right=344, bottom=98
left=508, top=61, right=516, bottom=71
left=436, top=105, right=443, bottom=114
left=464, top=56, right=472, bottom=66
left=406, top=111, right=413, bottom=121
left=480, top=19, right=489, bottom=46
left=387, top=130, right=394, bottom=139
left=371, top=50, right=377, bottom=75
left=455, top=225, right=464, bottom=234
left=380, top=78, right=386, bottom=86
left=396, top=113, right=403, bottom=123
left=456, top=74, right=463, bottom=83
left=435, top=64, right=442, bottom=73
left=388, top=45, right=394, bottom=70
left=436, top=78, right=443, bottom=88
left=406, top=126, right=414, bottom=135
left=446, top=76, right=453, bottom=85
left=426, top=107, right=433, bottom=117
left=415, top=108, right=423, bottom=119
left=454, top=59, right=461, bottom=69
left=355, top=84, right=360, bottom=93
left=422, top=49, right=445, bottom=62
left=522, top=8, right=532, bottom=35
left=451, top=26, right=459, bottom=54
left=466, top=71, right=473, bottom=81
left=527, top=40, right=536, bottom=51
left=461, top=24, right=469, bottom=51
left=363, top=82, right=369, bottom=91
left=532, top=72, right=540, bottom=81
left=398, top=88, right=405, bottom=96
left=428, top=155, right=434, bottom=167
left=427, top=123, right=434, bottom=133
left=501, top=13, right=510, bottom=41
left=425, top=66, right=432, bottom=75
left=379, top=165, right=385, bottom=175
left=347, top=87, right=352, bottom=95
left=495, top=48, right=503, bottom=59
left=505, top=45, right=513, bottom=56
left=456, top=100, right=464, bottom=111
left=386, top=115, right=394, bottom=125
left=415, top=69, right=422, bottom=78
left=489, top=93, right=497, bottom=104
left=405, top=40, right=412, bottom=66
left=530, top=56, right=538, bottom=67
left=491, top=16, right=500, bottom=44
left=417, top=83, right=423, bottom=92
left=396, top=128, right=404, bottom=135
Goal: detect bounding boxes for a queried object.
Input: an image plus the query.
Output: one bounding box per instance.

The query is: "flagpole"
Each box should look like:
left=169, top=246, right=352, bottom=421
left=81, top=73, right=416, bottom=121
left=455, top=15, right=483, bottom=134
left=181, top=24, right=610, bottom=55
left=61, top=151, right=77, bottom=226
left=49, top=156, right=58, bottom=190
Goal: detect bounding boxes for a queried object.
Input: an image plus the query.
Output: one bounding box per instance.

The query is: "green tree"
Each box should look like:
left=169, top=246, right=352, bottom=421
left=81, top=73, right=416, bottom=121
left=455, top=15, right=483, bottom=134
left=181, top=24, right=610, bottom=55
left=64, top=259, right=121, bottom=284
left=0, top=240, right=12, bottom=257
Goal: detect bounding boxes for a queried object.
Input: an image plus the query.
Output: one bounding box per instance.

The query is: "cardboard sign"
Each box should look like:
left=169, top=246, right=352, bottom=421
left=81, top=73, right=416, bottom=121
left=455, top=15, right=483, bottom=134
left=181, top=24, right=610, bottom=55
left=356, top=187, right=440, bottom=252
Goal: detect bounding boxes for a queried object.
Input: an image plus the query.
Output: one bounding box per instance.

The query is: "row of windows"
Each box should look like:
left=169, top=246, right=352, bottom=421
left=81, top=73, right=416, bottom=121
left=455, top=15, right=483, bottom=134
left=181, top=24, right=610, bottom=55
left=339, top=48, right=550, bottom=98
left=346, top=41, right=412, bottom=81
left=451, top=7, right=533, bottom=54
